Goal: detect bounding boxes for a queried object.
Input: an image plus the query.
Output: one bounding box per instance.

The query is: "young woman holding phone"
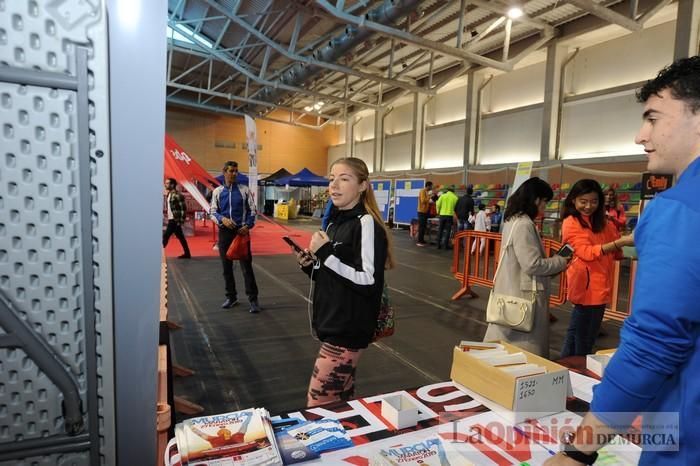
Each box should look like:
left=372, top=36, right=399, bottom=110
left=293, top=157, right=394, bottom=407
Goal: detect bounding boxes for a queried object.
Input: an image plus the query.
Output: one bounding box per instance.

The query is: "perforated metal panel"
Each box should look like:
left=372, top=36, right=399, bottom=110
left=0, top=0, right=114, bottom=464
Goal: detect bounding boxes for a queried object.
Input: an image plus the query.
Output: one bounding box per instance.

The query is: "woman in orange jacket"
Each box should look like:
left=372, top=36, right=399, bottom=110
left=560, top=179, right=634, bottom=357
left=603, top=187, right=627, bottom=232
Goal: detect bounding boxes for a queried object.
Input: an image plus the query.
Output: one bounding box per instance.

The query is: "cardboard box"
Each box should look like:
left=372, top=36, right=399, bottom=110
left=587, top=348, right=617, bottom=377
left=381, top=393, right=418, bottom=430
left=450, top=341, right=570, bottom=423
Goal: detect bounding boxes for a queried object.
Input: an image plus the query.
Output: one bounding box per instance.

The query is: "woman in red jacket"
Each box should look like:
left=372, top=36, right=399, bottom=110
left=560, top=179, right=634, bottom=357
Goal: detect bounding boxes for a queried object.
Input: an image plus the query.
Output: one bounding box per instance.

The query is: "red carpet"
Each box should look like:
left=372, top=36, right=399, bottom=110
left=164, top=217, right=314, bottom=258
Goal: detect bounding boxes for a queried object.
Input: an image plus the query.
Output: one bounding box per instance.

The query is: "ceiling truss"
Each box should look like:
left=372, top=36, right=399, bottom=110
left=166, top=0, right=673, bottom=130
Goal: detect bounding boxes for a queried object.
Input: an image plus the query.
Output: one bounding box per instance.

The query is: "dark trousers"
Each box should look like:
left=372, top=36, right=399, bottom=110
left=437, top=216, right=453, bottom=249
left=163, top=219, right=190, bottom=255
left=417, top=212, right=428, bottom=243
left=218, top=227, right=258, bottom=302
left=560, top=304, right=606, bottom=358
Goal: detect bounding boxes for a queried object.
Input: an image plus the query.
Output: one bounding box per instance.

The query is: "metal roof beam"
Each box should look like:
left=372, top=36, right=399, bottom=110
left=566, top=0, right=643, bottom=31
left=200, top=0, right=434, bottom=95
left=315, top=0, right=512, bottom=71
left=637, top=0, right=672, bottom=23
left=167, top=82, right=344, bottom=121
left=167, top=20, right=380, bottom=110
left=168, top=97, right=332, bottom=130
left=470, top=0, right=556, bottom=35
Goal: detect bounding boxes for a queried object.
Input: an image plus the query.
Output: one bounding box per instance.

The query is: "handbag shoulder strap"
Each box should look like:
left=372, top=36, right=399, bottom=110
left=492, top=217, right=537, bottom=292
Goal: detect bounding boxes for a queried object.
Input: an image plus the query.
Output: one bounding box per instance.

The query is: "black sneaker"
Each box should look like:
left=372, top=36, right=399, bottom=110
left=221, top=298, right=239, bottom=309
left=178, top=253, right=191, bottom=259
left=249, top=301, right=261, bottom=314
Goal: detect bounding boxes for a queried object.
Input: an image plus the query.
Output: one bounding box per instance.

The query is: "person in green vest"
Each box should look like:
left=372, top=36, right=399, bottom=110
left=435, top=185, right=459, bottom=249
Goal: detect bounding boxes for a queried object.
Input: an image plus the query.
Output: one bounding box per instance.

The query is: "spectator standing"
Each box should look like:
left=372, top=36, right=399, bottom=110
left=490, top=204, right=503, bottom=232
left=162, top=178, right=191, bottom=259
left=559, top=179, right=633, bottom=357
left=210, top=161, right=261, bottom=313
left=416, top=181, right=433, bottom=246
left=454, top=186, right=475, bottom=231
left=604, top=187, right=627, bottom=232
left=295, top=157, right=394, bottom=407
left=435, top=186, right=459, bottom=249
left=545, top=55, right=700, bottom=466
left=483, top=177, right=568, bottom=357
left=471, top=204, right=490, bottom=254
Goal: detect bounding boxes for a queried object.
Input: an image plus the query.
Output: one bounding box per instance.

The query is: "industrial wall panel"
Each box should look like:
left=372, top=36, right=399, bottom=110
left=479, top=107, right=542, bottom=164
left=384, top=133, right=411, bottom=171
left=424, top=123, right=465, bottom=169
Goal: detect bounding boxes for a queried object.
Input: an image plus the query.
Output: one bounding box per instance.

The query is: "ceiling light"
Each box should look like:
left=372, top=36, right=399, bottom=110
left=507, top=7, right=523, bottom=19
left=304, top=105, right=313, bottom=112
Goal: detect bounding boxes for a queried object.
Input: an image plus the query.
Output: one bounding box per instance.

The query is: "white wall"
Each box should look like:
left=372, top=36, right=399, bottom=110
left=566, top=22, right=674, bottom=94
left=424, top=123, right=465, bottom=168
left=337, top=123, right=346, bottom=144
left=385, top=101, right=414, bottom=135
left=353, top=140, right=375, bottom=169
left=353, top=112, right=375, bottom=141
left=560, top=91, right=644, bottom=159
left=483, top=62, right=546, bottom=113
left=480, top=107, right=543, bottom=164
left=384, top=133, right=412, bottom=171
left=328, top=144, right=346, bottom=171
left=428, top=86, right=467, bottom=125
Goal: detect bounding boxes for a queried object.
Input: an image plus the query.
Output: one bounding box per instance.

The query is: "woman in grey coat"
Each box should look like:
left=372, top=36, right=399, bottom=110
left=483, top=178, right=568, bottom=358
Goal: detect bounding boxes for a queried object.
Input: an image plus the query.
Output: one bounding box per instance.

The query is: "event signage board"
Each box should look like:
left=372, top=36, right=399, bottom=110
left=507, top=161, right=533, bottom=200
left=370, top=180, right=392, bottom=222
left=641, top=173, right=673, bottom=200
left=393, top=179, right=425, bottom=225
left=245, top=115, right=258, bottom=202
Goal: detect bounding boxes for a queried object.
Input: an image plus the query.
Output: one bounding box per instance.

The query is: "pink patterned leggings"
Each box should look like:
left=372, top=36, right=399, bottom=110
left=307, top=342, right=363, bottom=407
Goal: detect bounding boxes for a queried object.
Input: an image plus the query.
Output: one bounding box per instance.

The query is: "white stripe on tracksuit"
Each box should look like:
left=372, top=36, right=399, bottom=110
left=323, top=215, right=375, bottom=286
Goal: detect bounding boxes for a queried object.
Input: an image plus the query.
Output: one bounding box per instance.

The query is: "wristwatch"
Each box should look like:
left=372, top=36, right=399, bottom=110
left=561, top=431, right=599, bottom=465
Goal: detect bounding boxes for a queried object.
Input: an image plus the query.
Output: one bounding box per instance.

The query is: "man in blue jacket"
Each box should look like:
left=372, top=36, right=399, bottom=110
left=210, top=161, right=260, bottom=313
left=545, top=56, right=700, bottom=465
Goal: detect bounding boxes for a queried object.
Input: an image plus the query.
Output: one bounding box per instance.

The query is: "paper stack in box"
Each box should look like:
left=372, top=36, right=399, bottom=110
left=586, top=348, right=617, bottom=377
left=458, top=341, right=547, bottom=378
left=172, top=408, right=283, bottom=466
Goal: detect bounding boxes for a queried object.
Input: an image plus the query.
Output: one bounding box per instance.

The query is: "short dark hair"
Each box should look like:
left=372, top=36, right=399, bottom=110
left=504, top=177, right=553, bottom=221
left=425, top=181, right=433, bottom=188
left=637, top=56, right=700, bottom=113
left=467, top=186, right=473, bottom=196
left=223, top=160, right=238, bottom=171
left=562, top=179, right=606, bottom=233
left=167, top=178, right=177, bottom=188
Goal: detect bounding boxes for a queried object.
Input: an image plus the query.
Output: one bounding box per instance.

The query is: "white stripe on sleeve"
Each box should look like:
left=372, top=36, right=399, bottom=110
left=323, top=215, right=375, bottom=286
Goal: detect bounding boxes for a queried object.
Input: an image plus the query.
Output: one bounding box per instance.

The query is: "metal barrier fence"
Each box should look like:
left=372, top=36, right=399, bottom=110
left=449, top=230, right=636, bottom=322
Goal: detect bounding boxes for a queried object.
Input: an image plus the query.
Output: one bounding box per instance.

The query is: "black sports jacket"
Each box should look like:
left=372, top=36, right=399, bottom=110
left=303, top=203, right=387, bottom=349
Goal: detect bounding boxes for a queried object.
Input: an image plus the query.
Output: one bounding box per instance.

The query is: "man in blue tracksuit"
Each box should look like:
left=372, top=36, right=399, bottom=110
left=210, top=161, right=260, bottom=313
left=545, top=57, right=700, bottom=466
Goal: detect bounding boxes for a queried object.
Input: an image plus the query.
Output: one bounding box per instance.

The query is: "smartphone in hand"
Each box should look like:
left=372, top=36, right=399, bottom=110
left=282, top=236, right=309, bottom=257
left=556, top=243, right=574, bottom=258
